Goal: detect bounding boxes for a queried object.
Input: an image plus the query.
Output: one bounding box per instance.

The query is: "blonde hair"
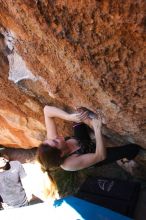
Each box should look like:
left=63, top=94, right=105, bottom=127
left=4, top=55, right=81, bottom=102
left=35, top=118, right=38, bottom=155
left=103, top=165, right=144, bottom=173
left=43, top=171, right=59, bottom=200
left=36, top=143, right=66, bottom=200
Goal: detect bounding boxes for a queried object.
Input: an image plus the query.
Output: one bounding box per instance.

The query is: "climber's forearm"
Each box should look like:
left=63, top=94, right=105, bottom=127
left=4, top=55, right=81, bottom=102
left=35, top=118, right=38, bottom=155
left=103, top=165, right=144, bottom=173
left=44, top=105, right=87, bottom=123
left=43, top=105, right=89, bottom=139
left=44, top=106, right=70, bottom=121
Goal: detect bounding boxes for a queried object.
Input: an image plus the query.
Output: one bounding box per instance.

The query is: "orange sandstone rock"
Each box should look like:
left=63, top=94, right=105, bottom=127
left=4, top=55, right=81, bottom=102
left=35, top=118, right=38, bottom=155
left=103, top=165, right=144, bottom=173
left=0, top=0, right=145, bottom=148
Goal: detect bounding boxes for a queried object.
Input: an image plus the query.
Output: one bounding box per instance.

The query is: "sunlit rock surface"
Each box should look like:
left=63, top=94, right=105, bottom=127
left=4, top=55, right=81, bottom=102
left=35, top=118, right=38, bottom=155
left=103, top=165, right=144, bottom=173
left=0, top=0, right=145, bottom=148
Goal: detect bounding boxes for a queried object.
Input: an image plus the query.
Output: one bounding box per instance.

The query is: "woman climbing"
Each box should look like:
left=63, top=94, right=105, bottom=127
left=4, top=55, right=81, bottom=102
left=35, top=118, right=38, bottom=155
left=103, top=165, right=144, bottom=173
left=36, top=105, right=141, bottom=198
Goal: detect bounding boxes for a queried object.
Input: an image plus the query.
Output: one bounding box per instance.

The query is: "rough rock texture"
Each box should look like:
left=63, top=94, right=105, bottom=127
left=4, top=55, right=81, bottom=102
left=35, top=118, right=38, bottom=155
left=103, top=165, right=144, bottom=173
left=0, top=0, right=145, bottom=148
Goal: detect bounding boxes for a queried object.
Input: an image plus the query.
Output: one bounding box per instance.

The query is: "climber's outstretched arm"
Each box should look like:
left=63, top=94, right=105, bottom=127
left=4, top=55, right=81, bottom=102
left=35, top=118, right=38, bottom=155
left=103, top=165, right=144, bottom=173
left=43, top=105, right=88, bottom=139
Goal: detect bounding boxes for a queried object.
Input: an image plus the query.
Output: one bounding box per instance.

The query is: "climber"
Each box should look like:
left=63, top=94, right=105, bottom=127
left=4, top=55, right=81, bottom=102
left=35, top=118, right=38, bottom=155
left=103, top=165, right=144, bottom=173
left=0, top=153, right=31, bottom=209
left=37, top=105, right=141, bottom=196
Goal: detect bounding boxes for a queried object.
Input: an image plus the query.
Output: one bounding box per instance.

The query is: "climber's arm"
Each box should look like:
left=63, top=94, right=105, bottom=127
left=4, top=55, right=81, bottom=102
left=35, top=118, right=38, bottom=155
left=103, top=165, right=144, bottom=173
left=44, top=106, right=88, bottom=139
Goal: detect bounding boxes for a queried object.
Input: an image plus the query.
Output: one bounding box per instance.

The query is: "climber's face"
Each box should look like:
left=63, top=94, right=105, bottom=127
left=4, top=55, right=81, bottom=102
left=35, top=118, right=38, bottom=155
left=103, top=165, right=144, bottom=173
left=44, top=137, right=67, bottom=151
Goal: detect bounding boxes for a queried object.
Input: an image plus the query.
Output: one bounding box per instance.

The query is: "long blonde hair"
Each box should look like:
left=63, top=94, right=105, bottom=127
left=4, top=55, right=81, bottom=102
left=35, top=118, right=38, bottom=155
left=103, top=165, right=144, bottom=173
left=36, top=143, right=63, bottom=200
left=42, top=171, right=59, bottom=200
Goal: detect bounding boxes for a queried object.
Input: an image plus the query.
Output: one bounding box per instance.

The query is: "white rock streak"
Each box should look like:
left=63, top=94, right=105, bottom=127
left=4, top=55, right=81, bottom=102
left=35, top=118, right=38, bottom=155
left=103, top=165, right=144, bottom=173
left=8, top=51, right=36, bottom=83
left=2, top=29, right=37, bottom=83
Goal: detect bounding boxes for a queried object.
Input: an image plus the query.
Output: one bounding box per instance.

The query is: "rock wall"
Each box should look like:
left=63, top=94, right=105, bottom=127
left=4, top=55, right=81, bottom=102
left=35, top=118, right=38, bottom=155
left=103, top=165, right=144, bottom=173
left=0, top=0, right=145, bottom=148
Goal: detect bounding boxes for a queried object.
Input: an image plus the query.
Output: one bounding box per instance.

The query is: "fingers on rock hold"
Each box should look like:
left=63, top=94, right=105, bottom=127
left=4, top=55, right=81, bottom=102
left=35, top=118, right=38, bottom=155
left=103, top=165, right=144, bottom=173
left=76, top=106, right=107, bottom=124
